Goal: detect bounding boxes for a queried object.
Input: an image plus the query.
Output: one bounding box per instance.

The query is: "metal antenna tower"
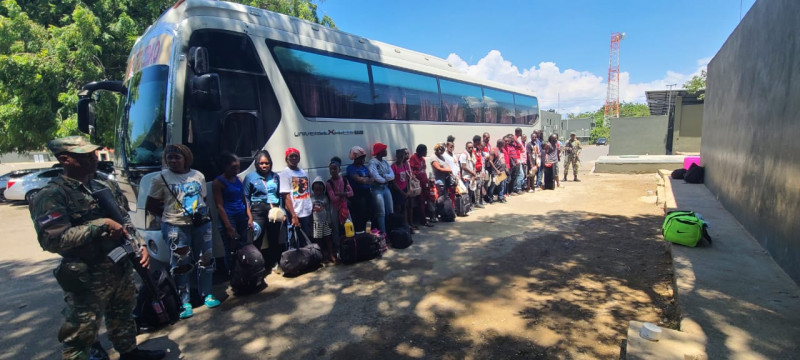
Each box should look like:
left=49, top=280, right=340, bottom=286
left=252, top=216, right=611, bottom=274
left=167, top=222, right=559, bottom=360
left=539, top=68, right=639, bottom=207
left=604, top=32, right=625, bottom=125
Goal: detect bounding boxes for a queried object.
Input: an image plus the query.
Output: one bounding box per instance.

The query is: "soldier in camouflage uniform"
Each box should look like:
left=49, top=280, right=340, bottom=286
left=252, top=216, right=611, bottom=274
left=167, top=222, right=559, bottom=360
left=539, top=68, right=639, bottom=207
left=29, top=136, right=165, bottom=360
left=563, top=132, right=582, bottom=182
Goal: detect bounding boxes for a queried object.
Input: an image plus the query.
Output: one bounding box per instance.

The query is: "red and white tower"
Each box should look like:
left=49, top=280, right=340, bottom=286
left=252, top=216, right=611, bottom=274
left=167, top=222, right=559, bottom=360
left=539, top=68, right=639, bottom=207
left=604, top=32, right=624, bottom=124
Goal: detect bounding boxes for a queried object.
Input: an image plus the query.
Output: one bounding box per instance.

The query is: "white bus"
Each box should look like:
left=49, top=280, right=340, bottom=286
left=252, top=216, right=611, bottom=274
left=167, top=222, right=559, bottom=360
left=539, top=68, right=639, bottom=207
left=77, top=0, right=539, bottom=262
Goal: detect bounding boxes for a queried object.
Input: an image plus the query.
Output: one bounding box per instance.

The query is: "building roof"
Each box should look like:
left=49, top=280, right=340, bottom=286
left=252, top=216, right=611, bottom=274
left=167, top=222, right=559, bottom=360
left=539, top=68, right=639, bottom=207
left=646, top=90, right=704, bottom=116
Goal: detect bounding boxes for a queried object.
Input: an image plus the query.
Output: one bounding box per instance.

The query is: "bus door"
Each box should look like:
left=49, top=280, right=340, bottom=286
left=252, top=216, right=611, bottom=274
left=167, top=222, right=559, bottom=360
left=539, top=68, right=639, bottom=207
left=183, top=29, right=281, bottom=179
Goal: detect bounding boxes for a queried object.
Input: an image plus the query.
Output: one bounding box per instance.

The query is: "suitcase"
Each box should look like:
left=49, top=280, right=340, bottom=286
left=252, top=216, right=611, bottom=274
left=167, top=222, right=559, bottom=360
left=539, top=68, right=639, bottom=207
left=279, top=228, right=323, bottom=276
left=388, top=226, right=413, bottom=249
left=230, top=243, right=267, bottom=295
left=134, top=269, right=181, bottom=332
left=543, top=163, right=555, bottom=190
left=455, top=194, right=471, bottom=217
left=436, top=194, right=456, bottom=222
left=339, top=233, right=381, bottom=264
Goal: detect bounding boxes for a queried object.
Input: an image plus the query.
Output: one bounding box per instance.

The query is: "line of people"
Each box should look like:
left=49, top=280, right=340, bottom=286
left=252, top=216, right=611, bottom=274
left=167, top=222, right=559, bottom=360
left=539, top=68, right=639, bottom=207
left=143, top=129, right=581, bottom=320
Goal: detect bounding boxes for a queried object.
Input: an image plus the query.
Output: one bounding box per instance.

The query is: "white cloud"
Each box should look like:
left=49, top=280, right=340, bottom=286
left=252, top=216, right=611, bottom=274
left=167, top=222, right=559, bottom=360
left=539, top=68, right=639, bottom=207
left=445, top=51, right=708, bottom=116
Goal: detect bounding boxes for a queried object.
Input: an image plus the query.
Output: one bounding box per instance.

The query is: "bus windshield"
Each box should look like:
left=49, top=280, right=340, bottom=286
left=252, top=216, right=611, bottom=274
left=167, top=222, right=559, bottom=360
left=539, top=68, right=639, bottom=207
left=122, top=65, right=169, bottom=167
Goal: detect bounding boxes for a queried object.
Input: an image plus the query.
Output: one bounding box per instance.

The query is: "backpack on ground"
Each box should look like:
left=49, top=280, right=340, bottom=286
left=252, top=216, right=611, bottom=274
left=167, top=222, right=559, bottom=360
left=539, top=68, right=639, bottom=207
left=436, top=194, right=456, bottom=222
left=671, top=168, right=687, bottom=180
left=134, top=268, right=181, bottom=333
left=385, top=213, right=413, bottom=249
left=684, top=163, right=705, bottom=184
left=279, top=227, right=323, bottom=276
left=339, top=232, right=381, bottom=264
left=662, top=210, right=712, bottom=247
left=455, top=194, right=471, bottom=217
left=230, top=243, right=267, bottom=295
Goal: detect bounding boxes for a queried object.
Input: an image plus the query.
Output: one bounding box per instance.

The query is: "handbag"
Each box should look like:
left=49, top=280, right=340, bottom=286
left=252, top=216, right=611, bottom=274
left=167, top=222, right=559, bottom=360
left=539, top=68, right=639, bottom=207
left=161, top=174, right=211, bottom=227
left=406, top=169, right=422, bottom=197
left=267, top=204, right=286, bottom=223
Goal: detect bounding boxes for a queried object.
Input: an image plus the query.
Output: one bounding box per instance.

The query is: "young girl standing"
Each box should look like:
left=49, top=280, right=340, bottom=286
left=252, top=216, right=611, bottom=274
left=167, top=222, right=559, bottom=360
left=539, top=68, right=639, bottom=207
left=310, top=177, right=336, bottom=263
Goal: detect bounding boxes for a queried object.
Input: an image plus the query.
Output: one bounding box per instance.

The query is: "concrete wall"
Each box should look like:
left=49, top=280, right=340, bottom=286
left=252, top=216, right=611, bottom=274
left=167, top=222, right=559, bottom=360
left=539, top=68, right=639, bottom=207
left=672, top=97, right=703, bottom=154
left=702, top=0, right=800, bottom=283
left=561, top=118, right=592, bottom=142
left=608, top=115, right=668, bottom=155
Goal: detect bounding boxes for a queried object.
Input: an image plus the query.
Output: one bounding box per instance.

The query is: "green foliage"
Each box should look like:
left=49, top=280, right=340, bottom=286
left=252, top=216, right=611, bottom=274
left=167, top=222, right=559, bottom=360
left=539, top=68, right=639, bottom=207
left=683, top=69, right=706, bottom=100
left=0, top=0, right=335, bottom=153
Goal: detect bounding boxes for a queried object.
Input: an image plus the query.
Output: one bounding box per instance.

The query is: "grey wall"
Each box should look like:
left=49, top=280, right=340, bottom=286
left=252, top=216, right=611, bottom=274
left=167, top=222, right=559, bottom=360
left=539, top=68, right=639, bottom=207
left=608, top=115, right=668, bottom=155
left=703, top=0, right=800, bottom=283
left=672, top=97, right=703, bottom=154
left=561, top=118, right=592, bottom=142
left=540, top=110, right=561, bottom=136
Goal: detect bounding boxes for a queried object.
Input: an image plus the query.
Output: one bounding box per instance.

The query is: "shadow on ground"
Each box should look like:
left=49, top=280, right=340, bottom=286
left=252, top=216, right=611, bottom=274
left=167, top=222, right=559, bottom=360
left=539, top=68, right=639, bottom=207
left=0, top=210, right=675, bottom=359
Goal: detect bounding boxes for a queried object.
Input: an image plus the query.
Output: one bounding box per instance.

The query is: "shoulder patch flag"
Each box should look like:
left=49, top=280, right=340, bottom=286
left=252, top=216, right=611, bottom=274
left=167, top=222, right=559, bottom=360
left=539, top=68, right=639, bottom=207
left=37, top=212, right=63, bottom=226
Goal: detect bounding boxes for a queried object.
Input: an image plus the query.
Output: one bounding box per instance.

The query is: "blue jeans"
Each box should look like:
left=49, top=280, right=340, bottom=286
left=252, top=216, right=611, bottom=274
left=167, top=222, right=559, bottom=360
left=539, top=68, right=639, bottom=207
left=219, top=212, right=250, bottom=275
left=536, top=165, right=544, bottom=188
left=162, top=221, right=214, bottom=304
left=513, top=164, right=525, bottom=192
left=371, top=183, right=393, bottom=233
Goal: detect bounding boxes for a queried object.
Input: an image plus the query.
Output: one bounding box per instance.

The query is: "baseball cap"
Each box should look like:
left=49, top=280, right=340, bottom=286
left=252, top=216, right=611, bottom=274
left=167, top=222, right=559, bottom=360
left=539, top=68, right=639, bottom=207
left=47, top=136, right=103, bottom=155
left=372, top=142, right=388, bottom=156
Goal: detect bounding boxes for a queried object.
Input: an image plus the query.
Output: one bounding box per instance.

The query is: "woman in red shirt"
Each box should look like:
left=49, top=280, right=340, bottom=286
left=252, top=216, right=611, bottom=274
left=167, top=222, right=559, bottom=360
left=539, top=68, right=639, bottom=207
left=409, top=144, right=434, bottom=227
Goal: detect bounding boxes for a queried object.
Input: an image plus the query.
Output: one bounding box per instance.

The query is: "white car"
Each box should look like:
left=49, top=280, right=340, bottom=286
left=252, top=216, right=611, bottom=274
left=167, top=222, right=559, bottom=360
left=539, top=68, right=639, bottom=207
left=4, top=167, right=115, bottom=204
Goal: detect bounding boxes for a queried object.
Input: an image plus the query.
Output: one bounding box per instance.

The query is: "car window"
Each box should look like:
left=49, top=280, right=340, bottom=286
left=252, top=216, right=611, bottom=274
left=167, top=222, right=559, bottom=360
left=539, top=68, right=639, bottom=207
left=38, top=170, right=63, bottom=178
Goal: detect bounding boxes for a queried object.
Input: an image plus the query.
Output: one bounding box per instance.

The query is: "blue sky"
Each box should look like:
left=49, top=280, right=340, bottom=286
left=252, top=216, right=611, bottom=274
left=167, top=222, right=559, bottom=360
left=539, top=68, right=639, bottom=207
left=320, top=0, right=756, bottom=114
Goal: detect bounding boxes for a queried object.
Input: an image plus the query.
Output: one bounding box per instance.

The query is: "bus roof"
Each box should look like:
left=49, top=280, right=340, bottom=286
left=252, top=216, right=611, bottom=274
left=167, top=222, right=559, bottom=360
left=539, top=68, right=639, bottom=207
left=145, top=0, right=536, bottom=98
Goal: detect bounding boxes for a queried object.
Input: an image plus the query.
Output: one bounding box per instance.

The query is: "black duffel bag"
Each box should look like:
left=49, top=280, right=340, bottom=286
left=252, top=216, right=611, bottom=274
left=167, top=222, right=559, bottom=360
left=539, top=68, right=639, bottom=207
left=279, top=227, right=323, bottom=276
left=388, top=226, right=413, bottom=249
left=339, top=233, right=381, bottom=264
left=684, top=163, right=705, bottom=184
left=671, top=168, right=687, bottom=180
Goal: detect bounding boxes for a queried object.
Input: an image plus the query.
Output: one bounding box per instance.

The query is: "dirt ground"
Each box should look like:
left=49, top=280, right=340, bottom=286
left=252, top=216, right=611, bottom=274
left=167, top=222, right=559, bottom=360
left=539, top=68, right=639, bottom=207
left=319, top=173, right=677, bottom=360
left=0, top=157, right=677, bottom=359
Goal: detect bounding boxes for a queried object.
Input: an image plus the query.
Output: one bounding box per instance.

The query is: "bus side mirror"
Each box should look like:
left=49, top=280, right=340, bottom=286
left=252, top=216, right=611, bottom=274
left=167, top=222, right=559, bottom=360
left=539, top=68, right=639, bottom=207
left=189, top=47, right=209, bottom=75
left=190, top=73, right=221, bottom=110
left=77, top=98, right=96, bottom=136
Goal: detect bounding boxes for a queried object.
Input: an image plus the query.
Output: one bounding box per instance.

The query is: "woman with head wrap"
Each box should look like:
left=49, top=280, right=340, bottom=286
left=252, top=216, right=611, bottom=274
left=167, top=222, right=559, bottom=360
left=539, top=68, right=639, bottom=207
left=345, top=146, right=373, bottom=232
left=145, top=144, right=220, bottom=319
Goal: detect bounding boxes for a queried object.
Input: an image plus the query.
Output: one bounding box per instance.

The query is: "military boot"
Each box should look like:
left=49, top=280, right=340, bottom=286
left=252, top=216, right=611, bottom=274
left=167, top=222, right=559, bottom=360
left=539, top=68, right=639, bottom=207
left=574, top=176, right=580, bottom=182
left=119, top=348, right=166, bottom=360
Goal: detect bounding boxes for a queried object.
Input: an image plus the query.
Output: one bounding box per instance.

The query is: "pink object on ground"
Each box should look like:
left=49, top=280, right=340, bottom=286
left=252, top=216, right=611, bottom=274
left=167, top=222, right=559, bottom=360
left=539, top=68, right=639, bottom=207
left=683, top=156, right=701, bottom=169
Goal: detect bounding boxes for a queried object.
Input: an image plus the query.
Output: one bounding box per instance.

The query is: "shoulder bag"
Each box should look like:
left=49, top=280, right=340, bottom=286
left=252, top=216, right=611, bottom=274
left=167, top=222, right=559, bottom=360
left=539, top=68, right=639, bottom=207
left=161, top=174, right=211, bottom=227
left=406, top=168, right=422, bottom=197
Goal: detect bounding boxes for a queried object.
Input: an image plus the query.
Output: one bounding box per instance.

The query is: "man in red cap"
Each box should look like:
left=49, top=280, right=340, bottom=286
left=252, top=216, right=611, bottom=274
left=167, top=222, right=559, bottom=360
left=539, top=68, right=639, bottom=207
left=367, top=142, right=394, bottom=233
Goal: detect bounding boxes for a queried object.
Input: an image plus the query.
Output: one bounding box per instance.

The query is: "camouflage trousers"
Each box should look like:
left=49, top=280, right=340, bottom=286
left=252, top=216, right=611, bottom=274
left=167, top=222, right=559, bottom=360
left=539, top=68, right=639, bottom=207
left=564, top=156, right=580, bottom=178
left=58, top=263, right=137, bottom=360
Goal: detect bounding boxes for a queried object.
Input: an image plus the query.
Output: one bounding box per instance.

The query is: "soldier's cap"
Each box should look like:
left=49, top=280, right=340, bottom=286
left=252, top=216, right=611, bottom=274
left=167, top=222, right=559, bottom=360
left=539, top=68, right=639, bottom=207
left=47, top=136, right=103, bottom=156
left=570, top=132, right=576, bottom=136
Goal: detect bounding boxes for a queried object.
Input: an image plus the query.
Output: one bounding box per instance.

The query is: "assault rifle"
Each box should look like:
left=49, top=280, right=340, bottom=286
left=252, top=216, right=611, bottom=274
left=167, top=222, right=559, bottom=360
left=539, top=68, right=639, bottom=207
left=92, top=187, right=174, bottom=326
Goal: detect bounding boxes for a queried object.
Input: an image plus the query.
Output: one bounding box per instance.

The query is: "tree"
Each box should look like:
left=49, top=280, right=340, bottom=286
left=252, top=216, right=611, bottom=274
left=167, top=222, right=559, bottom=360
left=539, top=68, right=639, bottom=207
left=683, top=69, right=706, bottom=100
left=0, top=0, right=335, bottom=152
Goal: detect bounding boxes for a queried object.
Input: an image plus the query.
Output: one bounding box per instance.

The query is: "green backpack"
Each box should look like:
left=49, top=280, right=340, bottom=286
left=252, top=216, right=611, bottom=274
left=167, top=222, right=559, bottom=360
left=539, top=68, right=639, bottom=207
left=662, top=211, right=712, bottom=247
